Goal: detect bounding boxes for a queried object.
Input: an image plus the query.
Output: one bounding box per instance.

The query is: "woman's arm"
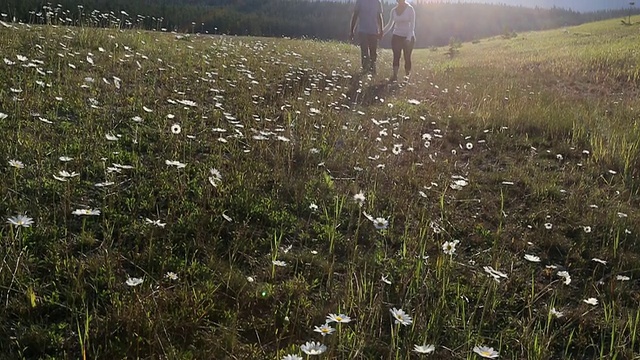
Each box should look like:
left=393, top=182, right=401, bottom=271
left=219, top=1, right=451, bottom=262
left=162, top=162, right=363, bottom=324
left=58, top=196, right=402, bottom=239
left=409, top=6, right=416, bottom=39
left=382, top=8, right=395, bottom=35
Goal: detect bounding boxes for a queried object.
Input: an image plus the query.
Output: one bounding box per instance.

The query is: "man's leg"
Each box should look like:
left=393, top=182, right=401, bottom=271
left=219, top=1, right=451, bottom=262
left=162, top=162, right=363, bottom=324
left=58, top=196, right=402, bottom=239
left=368, top=34, right=378, bottom=74
left=358, top=33, right=369, bottom=73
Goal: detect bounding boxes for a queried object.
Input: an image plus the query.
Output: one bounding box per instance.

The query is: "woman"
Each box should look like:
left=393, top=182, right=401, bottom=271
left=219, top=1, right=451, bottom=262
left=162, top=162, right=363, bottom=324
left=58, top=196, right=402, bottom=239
left=382, top=0, right=416, bottom=82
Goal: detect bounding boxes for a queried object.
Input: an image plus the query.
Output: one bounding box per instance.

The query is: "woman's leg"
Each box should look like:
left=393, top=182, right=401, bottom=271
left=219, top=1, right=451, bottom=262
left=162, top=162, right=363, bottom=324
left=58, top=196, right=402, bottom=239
left=403, top=36, right=415, bottom=79
left=391, top=35, right=404, bottom=81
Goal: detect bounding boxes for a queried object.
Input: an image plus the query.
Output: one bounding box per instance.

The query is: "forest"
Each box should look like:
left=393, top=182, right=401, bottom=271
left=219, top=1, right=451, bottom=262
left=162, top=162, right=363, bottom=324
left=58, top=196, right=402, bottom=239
left=2, top=0, right=638, bottom=47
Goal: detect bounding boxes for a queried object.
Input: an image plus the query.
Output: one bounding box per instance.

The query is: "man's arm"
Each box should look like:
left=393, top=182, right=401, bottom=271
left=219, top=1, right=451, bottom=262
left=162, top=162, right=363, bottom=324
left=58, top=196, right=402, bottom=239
left=377, top=1, right=384, bottom=39
left=382, top=9, right=394, bottom=36
left=350, top=10, right=359, bottom=41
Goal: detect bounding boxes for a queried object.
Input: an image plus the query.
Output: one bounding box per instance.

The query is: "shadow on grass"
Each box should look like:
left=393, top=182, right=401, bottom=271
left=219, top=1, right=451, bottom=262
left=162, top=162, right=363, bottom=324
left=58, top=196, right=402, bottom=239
left=345, top=73, right=407, bottom=106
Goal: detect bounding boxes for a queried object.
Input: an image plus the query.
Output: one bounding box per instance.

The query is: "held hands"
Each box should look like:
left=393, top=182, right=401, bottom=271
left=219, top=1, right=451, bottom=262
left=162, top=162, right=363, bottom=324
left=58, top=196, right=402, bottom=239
left=349, top=31, right=384, bottom=41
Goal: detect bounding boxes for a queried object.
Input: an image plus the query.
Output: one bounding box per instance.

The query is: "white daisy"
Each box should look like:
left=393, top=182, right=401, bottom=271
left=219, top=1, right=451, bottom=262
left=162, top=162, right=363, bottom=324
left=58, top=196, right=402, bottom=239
left=72, top=209, right=101, bottom=216
left=363, top=212, right=388, bottom=230
left=164, top=272, right=178, bottom=280
left=583, top=297, right=598, bottom=306
left=372, top=217, right=389, bottom=230
left=353, top=191, right=365, bottom=207
left=390, top=307, right=412, bottom=326
left=557, top=271, right=571, bottom=285
left=58, top=170, right=80, bottom=178
left=8, top=159, right=25, bottom=169
left=473, top=345, right=499, bottom=358
left=392, top=144, right=402, bottom=155
left=145, top=218, right=166, bottom=228
left=7, top=215, right=34, bottom=227
left=165, top=160, right=187, bottom=168
left=413, top=344, right=435, bottom=354
left=313, top=323, right=335, bottom=336
left=282, top=355, right=303, bottom=360
left=272, top=260, right=287, bottom=267
left=449, top=179, right=468, bottom=190
left=484, top=266, right=508, bottom=282
left=550, top=307, right=564, bottom=318
left=125, top=277, right=144, bottom=287
left=300, top=341, right=327, bottom=355
left=442, top=240, right=459, bottom=255
left=326, top=313, right=352, bottom=324
left=208, top=168, right=222, bottom=186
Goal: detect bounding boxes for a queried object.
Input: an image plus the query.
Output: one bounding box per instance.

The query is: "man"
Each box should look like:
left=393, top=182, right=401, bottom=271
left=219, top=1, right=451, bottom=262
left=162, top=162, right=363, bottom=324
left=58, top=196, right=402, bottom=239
left=350, top=0, right=383, bottom=75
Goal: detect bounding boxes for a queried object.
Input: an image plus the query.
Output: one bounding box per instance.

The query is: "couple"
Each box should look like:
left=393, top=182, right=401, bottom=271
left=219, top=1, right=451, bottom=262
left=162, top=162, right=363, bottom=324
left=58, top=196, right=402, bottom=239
left=349, top=0, right=415, bottom=82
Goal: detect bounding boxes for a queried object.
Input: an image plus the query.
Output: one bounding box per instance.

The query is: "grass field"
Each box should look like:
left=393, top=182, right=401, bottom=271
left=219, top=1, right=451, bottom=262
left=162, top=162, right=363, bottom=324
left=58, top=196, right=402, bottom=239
left=1, top=15, right=640, bottom=360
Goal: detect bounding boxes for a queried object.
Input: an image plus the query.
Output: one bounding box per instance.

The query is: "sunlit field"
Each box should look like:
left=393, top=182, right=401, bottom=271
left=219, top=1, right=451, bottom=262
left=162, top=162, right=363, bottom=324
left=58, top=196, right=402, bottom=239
left=1, top=13, right=640, bottom=360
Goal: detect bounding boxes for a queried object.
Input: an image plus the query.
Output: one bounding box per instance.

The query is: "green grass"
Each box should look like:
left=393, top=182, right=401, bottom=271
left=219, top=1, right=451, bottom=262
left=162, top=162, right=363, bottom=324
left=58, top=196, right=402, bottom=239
left=1, top=14, right=640, bottom=360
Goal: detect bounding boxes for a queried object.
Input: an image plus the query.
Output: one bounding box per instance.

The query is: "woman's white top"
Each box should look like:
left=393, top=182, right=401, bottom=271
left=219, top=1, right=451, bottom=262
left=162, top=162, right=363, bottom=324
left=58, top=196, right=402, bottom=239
left=383, top=4, right=415, bottom=39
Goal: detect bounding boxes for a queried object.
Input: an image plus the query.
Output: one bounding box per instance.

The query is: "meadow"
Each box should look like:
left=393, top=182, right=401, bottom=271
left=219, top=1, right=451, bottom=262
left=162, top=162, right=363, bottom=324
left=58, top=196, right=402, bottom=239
left=1, top=13, right=640, bottom=360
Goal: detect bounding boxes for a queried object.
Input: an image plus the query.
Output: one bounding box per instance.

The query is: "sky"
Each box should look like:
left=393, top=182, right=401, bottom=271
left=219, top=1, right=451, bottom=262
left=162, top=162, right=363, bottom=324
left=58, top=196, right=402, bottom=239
left=388, top=0, right=635, bottom=12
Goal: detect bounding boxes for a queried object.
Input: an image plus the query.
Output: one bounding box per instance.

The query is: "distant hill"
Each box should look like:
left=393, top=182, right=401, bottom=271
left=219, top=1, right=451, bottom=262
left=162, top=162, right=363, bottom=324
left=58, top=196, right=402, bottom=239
left=417, top=0, right=635, bottom=12
left=328, top=0, right=635, bottom=13
left=4, top=0, right=639, bottom=46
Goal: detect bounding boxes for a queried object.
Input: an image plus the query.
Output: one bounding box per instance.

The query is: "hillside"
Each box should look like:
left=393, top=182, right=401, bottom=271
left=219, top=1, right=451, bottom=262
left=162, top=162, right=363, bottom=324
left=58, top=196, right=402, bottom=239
left=1, top=15, right=640, bottom=359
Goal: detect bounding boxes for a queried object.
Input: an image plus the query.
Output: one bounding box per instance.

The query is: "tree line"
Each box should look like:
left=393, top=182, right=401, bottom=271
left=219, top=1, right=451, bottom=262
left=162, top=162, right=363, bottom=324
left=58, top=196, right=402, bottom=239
left=2, top=0, right=638, bottom=47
